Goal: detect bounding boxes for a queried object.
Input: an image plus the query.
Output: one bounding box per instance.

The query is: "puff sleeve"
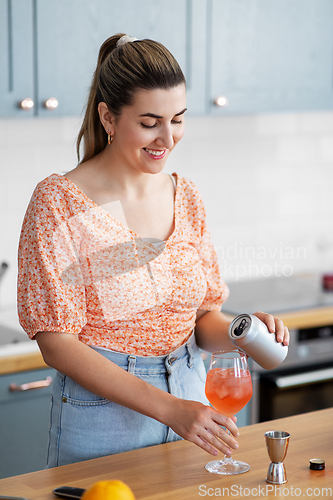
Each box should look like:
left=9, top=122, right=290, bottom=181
left=17, top=182, right=87, bottom=339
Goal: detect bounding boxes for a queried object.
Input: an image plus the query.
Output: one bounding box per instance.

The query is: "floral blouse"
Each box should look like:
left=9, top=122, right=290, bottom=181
left=17, top=173, right=229, bottom=356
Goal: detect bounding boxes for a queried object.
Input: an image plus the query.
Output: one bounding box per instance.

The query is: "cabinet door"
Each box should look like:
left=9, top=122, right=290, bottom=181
left=0, top=0, right=35, bottom=117
left=209, top=0, right=333, bottom=115
left=0, top=367, right=55, bottom=479
left=35, top=0, right=197, bottom=117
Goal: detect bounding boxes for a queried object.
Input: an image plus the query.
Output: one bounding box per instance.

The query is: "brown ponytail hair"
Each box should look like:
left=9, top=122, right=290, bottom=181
left=77, top=34, right=186, bottom=164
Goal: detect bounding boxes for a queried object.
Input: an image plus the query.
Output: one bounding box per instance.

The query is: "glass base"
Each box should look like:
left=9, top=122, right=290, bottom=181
left=205, top=457, right=250, bottom=475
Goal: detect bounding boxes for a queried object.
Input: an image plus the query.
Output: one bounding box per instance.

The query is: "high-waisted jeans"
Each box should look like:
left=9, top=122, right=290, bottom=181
left=46, top=334, right=209, bottom=467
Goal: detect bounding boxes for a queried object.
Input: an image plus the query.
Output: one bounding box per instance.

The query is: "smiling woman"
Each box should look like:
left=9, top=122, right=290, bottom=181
left=17, top=33, right=288, bottom=469
left=77, top=34, right=186, bottom=165
left=96, top=85, right=186, bottom=178
left=139, top=102, right=187, bottom=160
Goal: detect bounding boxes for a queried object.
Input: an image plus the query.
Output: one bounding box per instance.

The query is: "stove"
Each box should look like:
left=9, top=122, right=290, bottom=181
left=222, top=275, right=333, bottom=424
left=222, top=274, right=333, bottom=316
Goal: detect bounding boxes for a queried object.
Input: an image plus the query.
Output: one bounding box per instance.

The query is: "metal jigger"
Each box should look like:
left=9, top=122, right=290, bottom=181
left=265, top=431, right=290, bottom=484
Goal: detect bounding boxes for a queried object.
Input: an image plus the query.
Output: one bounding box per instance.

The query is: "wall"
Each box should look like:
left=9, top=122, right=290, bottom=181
left=167, top=112, right=333, bottom=284
left=1, top=112, right=333, bottom=308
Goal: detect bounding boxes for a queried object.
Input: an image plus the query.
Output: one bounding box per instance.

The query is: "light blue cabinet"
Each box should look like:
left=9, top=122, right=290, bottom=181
left=1, top=0, right=333, bottom=117
left=36, top=0, right=190, bottom=117
left=0, top=0, right=194, bottom=117
left=0, top=367, right=55, bottom=479
left=209, top=0, right=333, bottom=114
left=0, top=0, right=34, bottom=117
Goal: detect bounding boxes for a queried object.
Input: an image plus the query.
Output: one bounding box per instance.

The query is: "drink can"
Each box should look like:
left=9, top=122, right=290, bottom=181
left=228, top=314, right=288, bottom=370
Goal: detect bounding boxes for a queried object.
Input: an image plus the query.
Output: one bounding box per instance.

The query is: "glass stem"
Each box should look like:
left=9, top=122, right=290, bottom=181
left=224, top=429, right=234, bottom=462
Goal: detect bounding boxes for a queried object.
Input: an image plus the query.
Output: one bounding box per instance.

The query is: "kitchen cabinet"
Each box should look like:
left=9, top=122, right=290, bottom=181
left=209, top=0, right=333, bottom=114
left=1, top=0, right=204, bottom=117
left=36, top=0, right=191, bottom=117
left=2, top=0, right=333, bottom=117
left=0, top=367, right=55, bottom=479
left=0, top=0, right=34, bottom=116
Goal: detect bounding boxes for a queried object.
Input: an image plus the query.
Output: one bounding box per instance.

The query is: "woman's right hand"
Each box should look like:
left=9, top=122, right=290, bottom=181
left=165, top=398, right=239, bottom=456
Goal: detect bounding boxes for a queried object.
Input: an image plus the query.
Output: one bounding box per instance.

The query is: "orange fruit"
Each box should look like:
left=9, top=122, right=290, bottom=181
left=81, top=480, right=135, bottom=500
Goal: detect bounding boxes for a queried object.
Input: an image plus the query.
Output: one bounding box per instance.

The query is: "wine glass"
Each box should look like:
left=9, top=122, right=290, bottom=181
left=204, top=350, right=253, bottom=475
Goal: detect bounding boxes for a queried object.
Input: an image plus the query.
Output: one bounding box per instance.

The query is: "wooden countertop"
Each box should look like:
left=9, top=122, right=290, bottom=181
left=0, top=408, right=332, bottom=499
left=0, top=350, right=47, bottom=375
left=1, top=305, right=332, bottom=375
left=224, top=305, right=333, bottom=330
left=274, top=306, right=333, bottom=329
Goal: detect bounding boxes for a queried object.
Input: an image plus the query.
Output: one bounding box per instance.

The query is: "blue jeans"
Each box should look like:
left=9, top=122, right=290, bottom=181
left=46, top=334, right=209, bottom=467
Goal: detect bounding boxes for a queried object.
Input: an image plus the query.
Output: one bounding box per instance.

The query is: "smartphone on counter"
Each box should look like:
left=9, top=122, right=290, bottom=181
left=53, top=487, right=85, bottom=499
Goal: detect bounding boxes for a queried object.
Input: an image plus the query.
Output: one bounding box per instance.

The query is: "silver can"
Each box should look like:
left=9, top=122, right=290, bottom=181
left=228, top=314, right=288, bottom=370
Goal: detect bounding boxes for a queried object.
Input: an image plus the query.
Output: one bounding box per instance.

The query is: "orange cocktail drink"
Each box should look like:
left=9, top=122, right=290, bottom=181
left=204, top=350, right=253, bottom=475
left=205, top=367, right=252, bottom=417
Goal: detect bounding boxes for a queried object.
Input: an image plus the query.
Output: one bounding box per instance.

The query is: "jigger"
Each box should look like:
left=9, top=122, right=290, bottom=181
left=264, top=431, right=290, bottom=484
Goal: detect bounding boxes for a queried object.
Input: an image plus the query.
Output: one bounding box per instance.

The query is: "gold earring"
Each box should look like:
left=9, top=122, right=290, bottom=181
left=108, top=133, right=113, bottom=145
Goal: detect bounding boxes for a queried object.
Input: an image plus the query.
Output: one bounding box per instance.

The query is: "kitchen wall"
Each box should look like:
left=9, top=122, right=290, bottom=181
left=1, top=111, right=333, bottom=308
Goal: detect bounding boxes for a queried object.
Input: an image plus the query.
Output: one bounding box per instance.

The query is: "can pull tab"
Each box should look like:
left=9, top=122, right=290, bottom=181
left=233, top=318, right=249, bottom=337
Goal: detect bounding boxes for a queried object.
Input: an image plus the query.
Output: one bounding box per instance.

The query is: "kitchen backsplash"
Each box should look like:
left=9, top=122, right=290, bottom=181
left=1, top=112, right=333, bottom=308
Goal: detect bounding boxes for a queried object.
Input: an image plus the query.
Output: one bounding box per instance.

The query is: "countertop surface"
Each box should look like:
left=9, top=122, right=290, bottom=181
left=1, top=302, right=333, bottom=375
left=223, top=274, right=333, bottom=315
left=223, top=274, right=333, bottom=331
left=2, top=275, right=333, bottom=375
left=0, top=408, right=332, bottom=499
left=1, top=319, right=333, bottom=375
left=0, top=306, right=46, bottom=375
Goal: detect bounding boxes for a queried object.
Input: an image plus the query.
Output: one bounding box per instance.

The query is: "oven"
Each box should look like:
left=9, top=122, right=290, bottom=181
left=250, top=323, right=333, bottom=423
left=223, top=275, right=333, bottom=424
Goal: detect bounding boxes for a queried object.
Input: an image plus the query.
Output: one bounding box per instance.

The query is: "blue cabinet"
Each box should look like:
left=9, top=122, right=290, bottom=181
left=0, top=367, right=55, bottom=479
left=0, top=0, right=192, bottom=117
left=209, top=0, right=333, bottom=114
left=0, top=0, right=34, bottom=117
left=36, top=0, right=190, bottom=117
left=1, top=0, right=333, bottom=117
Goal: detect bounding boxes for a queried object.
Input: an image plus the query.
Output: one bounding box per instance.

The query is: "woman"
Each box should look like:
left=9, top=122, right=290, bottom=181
left=17, top=34, right=289, bottom=467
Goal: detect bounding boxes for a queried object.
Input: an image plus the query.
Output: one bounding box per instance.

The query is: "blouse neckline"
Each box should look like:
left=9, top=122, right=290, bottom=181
left=50, top=173, right=180, bottom=244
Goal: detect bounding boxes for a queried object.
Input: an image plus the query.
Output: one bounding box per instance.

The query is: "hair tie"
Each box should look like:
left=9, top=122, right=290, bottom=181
left=116, top=35, right=139, bottom=48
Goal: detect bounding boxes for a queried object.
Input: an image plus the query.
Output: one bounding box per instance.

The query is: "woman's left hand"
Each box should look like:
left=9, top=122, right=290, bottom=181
left=252, top=311, right=289, bottom=346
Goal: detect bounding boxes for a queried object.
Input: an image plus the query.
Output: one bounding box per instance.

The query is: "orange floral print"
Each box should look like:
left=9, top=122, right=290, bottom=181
left=17, top=173, right=229, bottom=356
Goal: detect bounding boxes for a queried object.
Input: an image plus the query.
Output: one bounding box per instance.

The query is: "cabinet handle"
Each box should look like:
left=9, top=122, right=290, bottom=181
left=20, top=98, right=34, bottom=111
left=214, top=95, right=228, bottom=107
left=9, top=376, right=53, bottom=392
left=44, top=97, right=59, bottom=110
